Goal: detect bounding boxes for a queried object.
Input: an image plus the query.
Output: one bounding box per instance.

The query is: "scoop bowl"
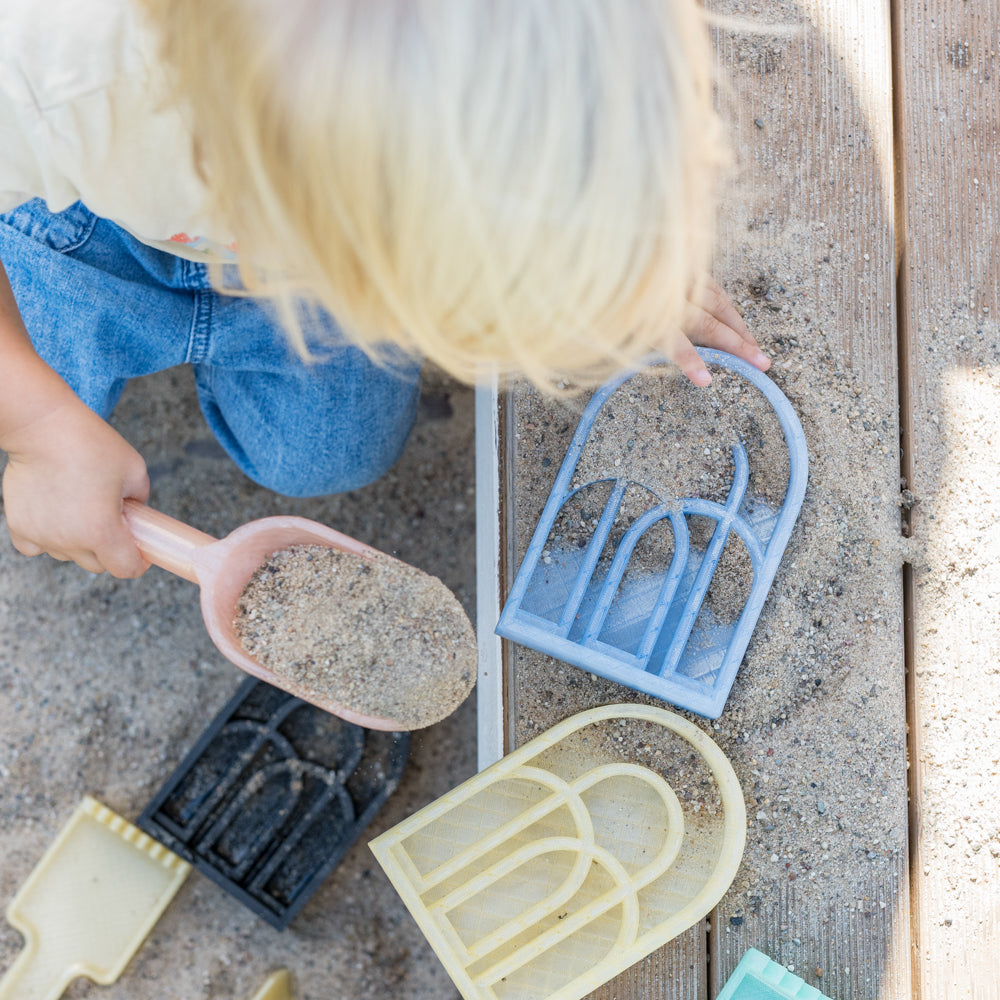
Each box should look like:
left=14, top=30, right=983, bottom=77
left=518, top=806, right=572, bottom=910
left=123, top=500, right=407, bottom=730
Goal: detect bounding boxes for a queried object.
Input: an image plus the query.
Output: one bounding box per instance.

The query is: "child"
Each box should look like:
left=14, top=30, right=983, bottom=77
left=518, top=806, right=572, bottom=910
left=0, top=0, right=768, bottom=579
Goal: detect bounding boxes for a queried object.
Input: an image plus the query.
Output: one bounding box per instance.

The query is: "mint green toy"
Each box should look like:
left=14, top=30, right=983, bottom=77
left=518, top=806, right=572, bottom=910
left=716, top=949, right=832, bottom=1000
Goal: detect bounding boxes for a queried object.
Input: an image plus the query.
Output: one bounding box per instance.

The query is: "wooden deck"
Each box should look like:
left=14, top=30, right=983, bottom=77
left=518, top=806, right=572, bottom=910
left=475, top=1, right=1000, bottom=997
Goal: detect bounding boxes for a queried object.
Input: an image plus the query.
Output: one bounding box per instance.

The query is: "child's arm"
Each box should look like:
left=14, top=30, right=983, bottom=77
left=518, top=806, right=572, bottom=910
left=0, top=262, right=150, bottom=577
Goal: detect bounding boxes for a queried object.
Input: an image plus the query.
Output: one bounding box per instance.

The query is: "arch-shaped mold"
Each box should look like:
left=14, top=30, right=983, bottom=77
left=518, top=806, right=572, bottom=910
left=497, top=349, right=808, bottom=717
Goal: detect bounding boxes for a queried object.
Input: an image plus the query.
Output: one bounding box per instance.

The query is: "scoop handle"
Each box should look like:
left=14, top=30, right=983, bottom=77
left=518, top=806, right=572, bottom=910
left=123, top=500, right=218, bottom=584
left=0, top=940, right=73, bottom=1000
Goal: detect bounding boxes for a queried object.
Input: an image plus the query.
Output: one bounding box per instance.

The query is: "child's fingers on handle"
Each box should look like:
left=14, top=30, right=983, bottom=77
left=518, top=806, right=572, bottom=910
left=123, top=467, right=151, bottom=506
left=58, top=548, right=106, bottom=576
left=91, top=510, right=151, bottom=579
left=7, top=532, right=43, bottom=558
left=108, top=480, right=153, bottom=578
left=100, top=540, right=150, bottom=579
left=7, top=514, right=148, bottom=577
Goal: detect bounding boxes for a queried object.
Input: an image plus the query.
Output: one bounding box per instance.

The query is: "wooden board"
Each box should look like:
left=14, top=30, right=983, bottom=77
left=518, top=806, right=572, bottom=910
left=480, top=1, right=914, bottom=997
left=894, top=1, right=1000, bottom=995
left=708, top=2, right=910, bottom=996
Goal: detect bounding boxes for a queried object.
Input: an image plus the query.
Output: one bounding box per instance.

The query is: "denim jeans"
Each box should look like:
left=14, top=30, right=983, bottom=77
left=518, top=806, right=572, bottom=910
left=0, top=199, right=420, bottom=497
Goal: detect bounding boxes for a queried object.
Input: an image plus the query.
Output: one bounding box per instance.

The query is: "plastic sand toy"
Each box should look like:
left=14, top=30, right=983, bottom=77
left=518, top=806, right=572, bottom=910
left=0, top=797, right=190, bottom=1000
left=140, top=678, right=408, bottom=929
left=250, top=969, right=294, bottom=1000
left=497, top=350, right=808, bottom=718
left=123, top=500, right=472, bottom=730
left=716, top=948, right=833, bottom=1000
left=370, top=704, right=746, bottom=1000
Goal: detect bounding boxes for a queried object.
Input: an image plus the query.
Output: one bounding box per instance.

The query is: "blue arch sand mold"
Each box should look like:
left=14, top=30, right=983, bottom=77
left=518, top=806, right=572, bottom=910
left=497, top=349, right=808, bottom=718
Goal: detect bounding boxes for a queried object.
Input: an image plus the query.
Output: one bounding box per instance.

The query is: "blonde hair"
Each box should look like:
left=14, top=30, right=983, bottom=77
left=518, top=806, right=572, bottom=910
left=144, top=0, right=726, bottom=390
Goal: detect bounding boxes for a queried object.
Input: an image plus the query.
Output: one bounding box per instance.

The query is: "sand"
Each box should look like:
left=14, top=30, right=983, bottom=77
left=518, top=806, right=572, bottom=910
left=0, top=365, right=479, bottom=999
left=573, top=367, right=790, bottom=509
left=507, top=216, right=909, bottom=913
left=520, top=362, right=793, bottom=639
left=235, top=544, right=477, bottom=730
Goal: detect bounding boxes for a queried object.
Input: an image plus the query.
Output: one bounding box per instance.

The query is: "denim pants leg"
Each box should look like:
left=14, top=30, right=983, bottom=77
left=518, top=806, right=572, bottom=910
left=0, top=199, right=420, bottom=497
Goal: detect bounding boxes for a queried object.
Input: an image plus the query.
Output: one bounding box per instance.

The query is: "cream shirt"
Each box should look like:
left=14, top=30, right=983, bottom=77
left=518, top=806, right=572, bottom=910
left=0, top=0, right=235, bottom=260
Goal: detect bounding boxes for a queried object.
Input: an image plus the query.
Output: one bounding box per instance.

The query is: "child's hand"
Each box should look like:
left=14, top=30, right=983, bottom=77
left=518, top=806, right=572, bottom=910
left=670, top=277, right=771, bottom=387
left=2, top=397, right=151, bottom=577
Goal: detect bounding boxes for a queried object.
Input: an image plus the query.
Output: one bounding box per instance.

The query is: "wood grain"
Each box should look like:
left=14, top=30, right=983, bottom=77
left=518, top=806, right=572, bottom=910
left=710, top=0, right=910, bottom=1000
left=493, top=1, right=912, bottom=997
left=710, top=1, right=909, bottom=993
left=894, top=1, right=1000, bottom=995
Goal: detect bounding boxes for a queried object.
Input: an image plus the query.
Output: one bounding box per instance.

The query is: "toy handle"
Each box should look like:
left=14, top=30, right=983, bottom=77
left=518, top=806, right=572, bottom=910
left=123, top=499, right=217, bottom=584
left=252, top=969, right=295, bottom=1000
left=0, top=941, right=73, bottom=1000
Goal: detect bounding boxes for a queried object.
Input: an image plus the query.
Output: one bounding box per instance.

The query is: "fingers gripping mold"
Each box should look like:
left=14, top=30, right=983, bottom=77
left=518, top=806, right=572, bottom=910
left=497, top=350, right=808, bottom=717
left=139, top=678, right=409, bottom=929
left=370, top=704, right=746, bottom=1000
left=0, top=797, right=190, bottom=1000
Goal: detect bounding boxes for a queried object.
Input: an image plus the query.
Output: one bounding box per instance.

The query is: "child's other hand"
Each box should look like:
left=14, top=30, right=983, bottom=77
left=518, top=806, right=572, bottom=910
left=669, top=277, right=771, bottom=387
left=2, top=398, right=150, bottom=577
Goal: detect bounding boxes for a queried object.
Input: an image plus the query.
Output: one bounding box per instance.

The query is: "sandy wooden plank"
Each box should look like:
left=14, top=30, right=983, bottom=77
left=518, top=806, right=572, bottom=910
left=501, top=400, right=714, bottom=1000
left=491, top=2, right=911, bottom=997
left=707, top=2, right=910, bottom=996
left=894, top=1, right=1000, bottom=995
left=582, top=934, right=707, bottom=1000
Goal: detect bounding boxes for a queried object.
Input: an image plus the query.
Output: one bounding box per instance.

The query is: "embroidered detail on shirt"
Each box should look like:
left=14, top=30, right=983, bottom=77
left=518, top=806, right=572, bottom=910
left=167, top=233, right=238, bottom=260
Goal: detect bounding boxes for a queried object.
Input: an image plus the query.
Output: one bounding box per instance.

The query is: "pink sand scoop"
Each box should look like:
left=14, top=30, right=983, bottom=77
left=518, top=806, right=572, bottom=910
left=123, top=499, right=404, bottom=731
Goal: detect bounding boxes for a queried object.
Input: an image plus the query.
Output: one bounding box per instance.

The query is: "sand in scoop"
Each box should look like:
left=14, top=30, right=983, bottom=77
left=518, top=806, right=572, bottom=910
left=234, top=545, right=476, bottom=729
